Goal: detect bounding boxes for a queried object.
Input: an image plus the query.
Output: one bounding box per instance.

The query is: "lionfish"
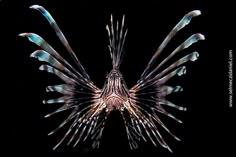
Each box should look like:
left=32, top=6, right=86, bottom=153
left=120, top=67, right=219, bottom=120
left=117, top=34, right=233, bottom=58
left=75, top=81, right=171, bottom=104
left=19, top=5, right=204, bottom=152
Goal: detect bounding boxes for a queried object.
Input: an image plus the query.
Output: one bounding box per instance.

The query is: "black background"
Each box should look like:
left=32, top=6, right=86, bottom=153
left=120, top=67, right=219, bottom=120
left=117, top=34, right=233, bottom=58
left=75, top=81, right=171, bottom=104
left=1, top=0, right=235, bottom=156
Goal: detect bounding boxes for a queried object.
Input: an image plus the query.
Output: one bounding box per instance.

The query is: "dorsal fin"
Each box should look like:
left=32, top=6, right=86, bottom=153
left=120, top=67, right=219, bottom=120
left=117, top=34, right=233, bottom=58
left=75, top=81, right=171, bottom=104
left=106, top=15, right=128, bottom=69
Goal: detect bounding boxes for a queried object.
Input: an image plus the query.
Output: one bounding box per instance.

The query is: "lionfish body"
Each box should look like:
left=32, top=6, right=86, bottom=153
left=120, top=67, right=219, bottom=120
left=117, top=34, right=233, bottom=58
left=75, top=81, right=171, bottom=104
left=20, top=5, right=204, bottom=152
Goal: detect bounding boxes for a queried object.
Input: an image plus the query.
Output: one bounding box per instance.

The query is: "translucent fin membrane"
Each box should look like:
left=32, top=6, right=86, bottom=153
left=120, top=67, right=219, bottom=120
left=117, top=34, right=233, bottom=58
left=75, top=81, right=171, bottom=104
left=19, top=33, right=97, bottom=90
left=19, top=5, right=106, bottom=151
left=128, top=10, right=204, bottom=152
left=106, top=15, right=127, bottom=69
left=140, top=10, right=202, bottom=79
left=30, top=5, right=90, bottom=80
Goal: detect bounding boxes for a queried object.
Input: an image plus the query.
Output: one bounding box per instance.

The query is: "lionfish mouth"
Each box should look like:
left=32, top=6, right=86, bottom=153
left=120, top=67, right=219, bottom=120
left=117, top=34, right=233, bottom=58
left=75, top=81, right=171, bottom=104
left=105, top=93, right=126, bottom=111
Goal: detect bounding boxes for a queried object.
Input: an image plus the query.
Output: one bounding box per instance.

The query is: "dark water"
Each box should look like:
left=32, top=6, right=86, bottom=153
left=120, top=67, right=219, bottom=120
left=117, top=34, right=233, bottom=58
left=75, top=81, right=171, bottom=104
left=2, top=0, right=234, bottom=156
